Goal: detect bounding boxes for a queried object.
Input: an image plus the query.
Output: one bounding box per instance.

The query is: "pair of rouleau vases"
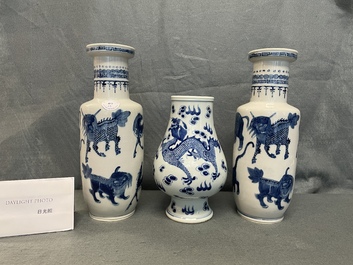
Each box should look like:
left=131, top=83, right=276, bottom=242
left=80, top=43, right=300, bottom=224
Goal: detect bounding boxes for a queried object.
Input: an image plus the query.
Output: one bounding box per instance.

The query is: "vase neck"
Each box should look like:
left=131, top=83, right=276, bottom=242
left=250, top=60, right=290, bottom=103
left=92, top=56, right=130, bottom=99
left=170, top=96, right=215, bottom=125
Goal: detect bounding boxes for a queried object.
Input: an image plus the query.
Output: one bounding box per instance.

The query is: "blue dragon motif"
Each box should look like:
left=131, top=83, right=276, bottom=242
left=81, top=109, right=131, bottom=162
left=161, top=118, right=221, bottom=185
left=248, top=112, right=299, bottom=163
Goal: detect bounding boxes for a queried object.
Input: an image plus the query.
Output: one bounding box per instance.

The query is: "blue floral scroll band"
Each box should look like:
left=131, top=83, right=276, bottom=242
left=249, top=51, right=297, bottom=60
left=94, top=69, right=129, bottom=79
left=86, top=45, right=135, bottom=55
left=252, top=74, right=289, bottom=85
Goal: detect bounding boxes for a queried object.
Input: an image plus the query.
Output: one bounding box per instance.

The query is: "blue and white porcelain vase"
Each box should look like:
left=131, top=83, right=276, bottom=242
left=154, top=96, right=227, bottom=223
left=232, top=48, right=300, bottom=223
left=80, top=43, right=144, bottom=221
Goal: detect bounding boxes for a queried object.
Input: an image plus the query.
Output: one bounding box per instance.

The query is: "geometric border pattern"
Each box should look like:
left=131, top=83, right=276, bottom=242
left=249, top=51, right=297, bottom=60
left=86, top=45, right=135, bottom=55
left=94, top=69, right=129, bottom=79
left=94, top=80, right=129, bottom=93
left=251, top=86, right=288, bottom=98
left=252, top=74, right=289, bottom=85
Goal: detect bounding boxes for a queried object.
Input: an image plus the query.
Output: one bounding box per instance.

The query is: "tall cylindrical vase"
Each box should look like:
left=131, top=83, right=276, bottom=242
left=80, top=43, right=144, bottom=221
left=232, top=48, right=300, bottom=223
left=154, top=96, right=227, bottom=223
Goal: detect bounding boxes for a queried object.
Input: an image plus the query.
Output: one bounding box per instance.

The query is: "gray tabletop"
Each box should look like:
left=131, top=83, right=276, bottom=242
left=1, top=190, right=352, bottom=265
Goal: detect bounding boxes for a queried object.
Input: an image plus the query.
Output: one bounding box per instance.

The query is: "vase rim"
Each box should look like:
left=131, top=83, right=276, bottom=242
left=171, top=95, right=214, bottom=102
left=86, top=43, right=135, bottom=58
left=248, top=48, right=298, bottom=62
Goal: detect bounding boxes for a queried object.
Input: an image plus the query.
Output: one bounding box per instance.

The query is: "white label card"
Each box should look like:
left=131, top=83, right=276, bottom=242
left=102, top=100, right=120, bottom=110
left=0, top=177, right=74, bottom=238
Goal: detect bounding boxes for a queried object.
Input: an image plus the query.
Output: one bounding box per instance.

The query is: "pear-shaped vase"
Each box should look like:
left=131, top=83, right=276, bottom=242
left=154, top=95, right=227, bottom=223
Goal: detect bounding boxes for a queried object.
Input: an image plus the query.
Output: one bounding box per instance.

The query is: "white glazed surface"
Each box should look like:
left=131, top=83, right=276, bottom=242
left=86, top=43, right=135, bottom=58
left=233, top=48, right=300, bottom=223
left=79, top=44, right=143, bottom=220
left=154, top=96, right=227, bottom=223
left=80, top=99, right=143, bottom=219
left=233, top=104, right=300, bottom=222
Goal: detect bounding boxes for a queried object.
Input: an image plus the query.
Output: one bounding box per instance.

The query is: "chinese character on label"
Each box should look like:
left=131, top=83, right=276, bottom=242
left=37, top=208, right=53, bottom=214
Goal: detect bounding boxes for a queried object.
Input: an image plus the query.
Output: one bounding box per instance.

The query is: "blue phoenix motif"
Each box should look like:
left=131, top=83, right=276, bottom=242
left=81, top=109, right=131, bottom=162
left=82, top=163, right=132, bottom=206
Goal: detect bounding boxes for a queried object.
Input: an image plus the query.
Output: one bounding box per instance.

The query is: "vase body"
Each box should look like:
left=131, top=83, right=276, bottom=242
left=232, top=48, right=300, bottom=223
left=80, top=43, right=144, bottom=221
left=154, top=96, right=227, bottom=223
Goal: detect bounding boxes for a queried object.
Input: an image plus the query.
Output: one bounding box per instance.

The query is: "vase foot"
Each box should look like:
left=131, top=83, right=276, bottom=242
left=89, top=210, right=135, bottom=222
left=237, top=210, right=284, bottom=224
left=165, top=197, right=213, bottom=224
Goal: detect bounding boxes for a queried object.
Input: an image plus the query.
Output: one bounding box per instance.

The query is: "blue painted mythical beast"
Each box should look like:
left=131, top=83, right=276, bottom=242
left=248, top=167, right=294, bottom=210
left=81, top=109, right=131, bottom=162
left=82, top=163, right=132, bottom=205
left=248, top=112, right=299, bottom=163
